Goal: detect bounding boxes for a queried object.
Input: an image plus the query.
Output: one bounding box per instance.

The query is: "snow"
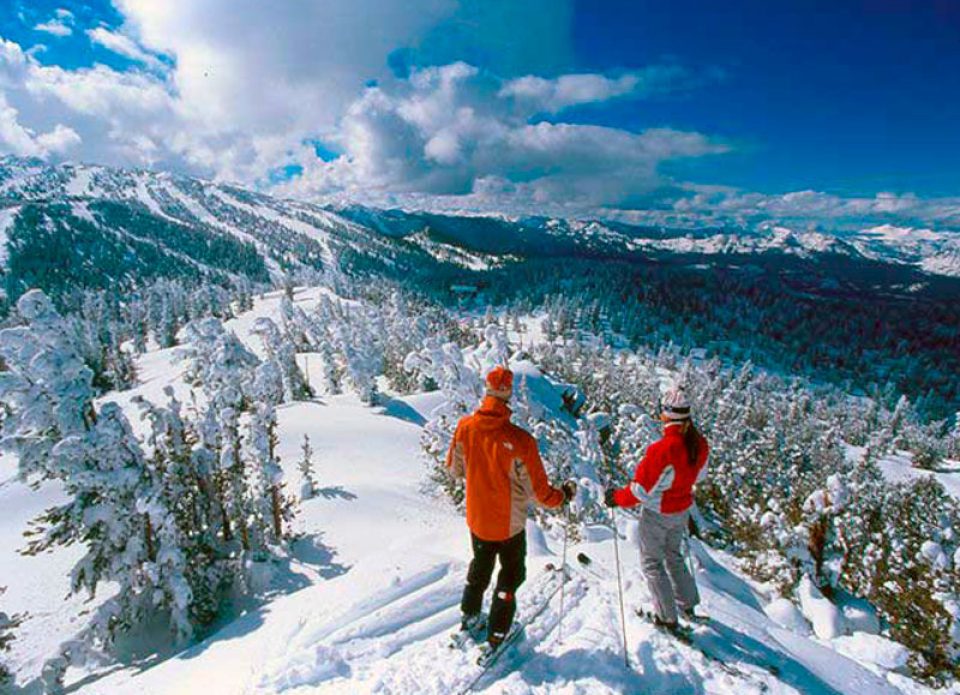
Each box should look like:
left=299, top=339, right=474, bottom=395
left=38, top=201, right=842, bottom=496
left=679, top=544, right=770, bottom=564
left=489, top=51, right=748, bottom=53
left=833, top=633, right=910, bottom=674
left=921, top=251, right=960, bottom=278
left=70, top=201, right=97, bottom=225
left=797, top=575, right=846, bottom=640
left=877, top=451, right=960, bottom=501
left=853, top=224, right=960, bottom=278
left=839, top=595, right=880, bottom=635
left=0, top=454, right=100, bottom=682
left=407, top=231, right=509, bottom=270
left=765, top=598, right=812, bottom=636
left=160, top=180, right=260, bottom=246
left=0, top=205, right=17, bottom=266
left=210, top=188, right=336, bottom=267
left=65, top=166, right=95, bottom=196
left=133, top=174, right=182, bottom=223
left=0, top=287, right=940, bottom=694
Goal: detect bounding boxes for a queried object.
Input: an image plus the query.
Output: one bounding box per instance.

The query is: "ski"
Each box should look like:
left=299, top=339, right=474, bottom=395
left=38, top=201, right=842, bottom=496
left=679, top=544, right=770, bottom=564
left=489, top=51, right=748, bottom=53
left=449, top=562, right=562, bottom=652
left=449, top=613, right=487, bottom=650
left=457, top=567, right=568, bottom=694
left=635, top=608, right=695, bottom=643
left=634, top=609, right=771, bottom=690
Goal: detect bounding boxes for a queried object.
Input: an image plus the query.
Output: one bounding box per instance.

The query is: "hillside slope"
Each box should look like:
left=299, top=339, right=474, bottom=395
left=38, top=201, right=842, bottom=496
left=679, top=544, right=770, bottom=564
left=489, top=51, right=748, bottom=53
left=0, top=157, right=461, bottom=307
left=0, top=288, right=945, bottom=695
left=2, top=156, right=959, bottom=317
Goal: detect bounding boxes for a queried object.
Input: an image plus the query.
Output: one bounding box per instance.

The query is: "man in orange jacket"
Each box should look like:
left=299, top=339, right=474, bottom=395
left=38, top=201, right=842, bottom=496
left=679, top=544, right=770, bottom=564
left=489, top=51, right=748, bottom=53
left=447, top=366, right=575, bottom=648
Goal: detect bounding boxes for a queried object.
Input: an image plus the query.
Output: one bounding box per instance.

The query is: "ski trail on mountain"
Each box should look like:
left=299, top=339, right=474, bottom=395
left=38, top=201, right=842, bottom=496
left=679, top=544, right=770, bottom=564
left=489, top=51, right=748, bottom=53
left=72, top=379, right=914, bottom=695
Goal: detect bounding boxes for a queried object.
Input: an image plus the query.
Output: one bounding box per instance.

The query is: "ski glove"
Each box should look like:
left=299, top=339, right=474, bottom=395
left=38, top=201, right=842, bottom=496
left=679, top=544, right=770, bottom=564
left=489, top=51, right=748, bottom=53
left=604, top=488, right=618, bottom=508
left=561, top=480, right=577, bottom=503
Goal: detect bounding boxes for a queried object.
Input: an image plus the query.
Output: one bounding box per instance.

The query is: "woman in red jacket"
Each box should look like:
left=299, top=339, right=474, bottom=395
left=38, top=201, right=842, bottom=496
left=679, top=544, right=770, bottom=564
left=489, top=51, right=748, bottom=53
left=604, top=386, right=709, bottom=630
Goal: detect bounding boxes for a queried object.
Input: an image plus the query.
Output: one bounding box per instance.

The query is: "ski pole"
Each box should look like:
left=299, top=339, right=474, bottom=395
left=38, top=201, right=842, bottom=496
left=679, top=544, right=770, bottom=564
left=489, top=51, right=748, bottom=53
left=683, top=529, right=697, bottom=578
left=611, top=509, right=629, bottom=668
left=559, top=506, right=569, bottom=644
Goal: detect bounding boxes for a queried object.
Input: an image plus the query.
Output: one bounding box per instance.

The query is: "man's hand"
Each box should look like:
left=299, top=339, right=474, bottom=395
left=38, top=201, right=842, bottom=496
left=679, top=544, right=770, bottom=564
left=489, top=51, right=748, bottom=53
left=561, top=480, right=577, bottom=503
left=604, top=488, right=619, bottom=508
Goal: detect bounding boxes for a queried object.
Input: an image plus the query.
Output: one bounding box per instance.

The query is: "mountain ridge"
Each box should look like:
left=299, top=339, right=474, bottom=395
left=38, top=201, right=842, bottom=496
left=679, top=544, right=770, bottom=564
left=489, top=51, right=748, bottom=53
left=1, top=156, right=959, bottom=315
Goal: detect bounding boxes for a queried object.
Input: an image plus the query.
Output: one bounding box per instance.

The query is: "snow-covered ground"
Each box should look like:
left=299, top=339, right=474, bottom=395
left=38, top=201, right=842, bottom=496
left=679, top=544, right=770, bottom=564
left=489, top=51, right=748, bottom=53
left=0, top=205, right=18, bottom=266
left=844, top=444, right=960, bottom=502
left=1, top=289, right=953, bottom=694
left=878, top=453, right=960, bottom=501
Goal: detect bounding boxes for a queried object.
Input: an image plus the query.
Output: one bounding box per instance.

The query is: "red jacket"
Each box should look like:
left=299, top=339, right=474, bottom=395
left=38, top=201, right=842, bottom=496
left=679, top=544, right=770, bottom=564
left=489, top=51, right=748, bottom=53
left=447, top=396, right=565, bottom=541
left=613, top=424, right=709, bottom=514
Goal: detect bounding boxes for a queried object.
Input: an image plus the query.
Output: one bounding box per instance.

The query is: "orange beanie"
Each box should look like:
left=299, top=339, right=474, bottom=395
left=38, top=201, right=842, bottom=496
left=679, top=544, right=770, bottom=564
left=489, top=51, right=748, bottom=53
left=485, top=366, right=513, bottom=400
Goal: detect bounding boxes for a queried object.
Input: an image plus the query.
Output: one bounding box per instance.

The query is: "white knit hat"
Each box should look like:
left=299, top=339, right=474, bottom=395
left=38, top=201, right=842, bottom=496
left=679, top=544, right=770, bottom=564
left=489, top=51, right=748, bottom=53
left=660, top=385, right=691, bottom=421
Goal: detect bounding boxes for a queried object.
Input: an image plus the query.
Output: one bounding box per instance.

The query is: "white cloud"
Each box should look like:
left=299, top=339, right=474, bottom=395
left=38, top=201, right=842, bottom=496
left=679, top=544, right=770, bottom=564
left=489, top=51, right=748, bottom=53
left=663, top=186, right=960, bottom=229
left=498, top=65, right=693, bottom=114
left=277, top=63, right=728, bottom=211
left=115, top=0, right=457, bottom=139
left=0, top=37, right=175, bottom=166
left=34, top=21, right=72, bottom=38
left=0, top=2, right=576, bottom=186
left=499, top=73, right=639, bottom=113
left=0, top=4, right=954, bottom=229
left=86, top=27, right=164, bottom=71
left=35, top=123, right=82, bottom=153
left=34, top=9, right=75, bottom=38
left=0, top=91, right=80, bottom=158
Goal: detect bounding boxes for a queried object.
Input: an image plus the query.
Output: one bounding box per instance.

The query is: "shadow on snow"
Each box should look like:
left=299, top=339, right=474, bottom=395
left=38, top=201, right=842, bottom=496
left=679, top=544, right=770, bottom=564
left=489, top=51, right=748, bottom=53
left=50, top=532, right=348, bottom=694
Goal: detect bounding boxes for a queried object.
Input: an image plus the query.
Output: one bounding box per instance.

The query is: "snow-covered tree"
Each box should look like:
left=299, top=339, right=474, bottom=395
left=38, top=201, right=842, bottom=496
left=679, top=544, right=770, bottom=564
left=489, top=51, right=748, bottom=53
left=252, top=316, right=311, bottom=402
left=241, top=402, right=293, bottom=545
left=332, top=308, right=382, bottom=405
left=0, top=587, right=22, bottom=689
left=0, top=289, right=97, bottom=479
left=298, top=434, right=318, bottom=501
left=0, top=291, right=206, bottom=689
left=405, top=337, right=482, bottom=503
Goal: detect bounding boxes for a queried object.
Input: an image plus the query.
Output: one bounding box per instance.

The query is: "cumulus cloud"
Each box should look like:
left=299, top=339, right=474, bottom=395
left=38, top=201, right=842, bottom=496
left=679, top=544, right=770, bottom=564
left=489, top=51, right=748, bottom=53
left=651, top=186, right=960, bottom=229
left=277, top=63, right=728, bottom=211
left=498, top=64, right=690, bottom=114
left=0, top=2, right=954, bottom=228
left=1, top=1, right=727, bottom=214
left=114, top=0, right=460, bottom=158
left=34, top=9, right=74, bottom=38
left=0, top=37, right=177, bottom=167
left=0, top=91, right=79, bottom=158
left=86, top=27, right=164, bottom=71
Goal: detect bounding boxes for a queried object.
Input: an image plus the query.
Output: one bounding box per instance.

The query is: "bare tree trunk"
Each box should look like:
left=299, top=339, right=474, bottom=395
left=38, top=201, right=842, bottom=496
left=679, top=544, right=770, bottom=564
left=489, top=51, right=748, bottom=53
left=271, top=485, right=283, bottom=541
left=145, top=514, right=156, bottom=562
left=216, top=474, right=233, bottom=542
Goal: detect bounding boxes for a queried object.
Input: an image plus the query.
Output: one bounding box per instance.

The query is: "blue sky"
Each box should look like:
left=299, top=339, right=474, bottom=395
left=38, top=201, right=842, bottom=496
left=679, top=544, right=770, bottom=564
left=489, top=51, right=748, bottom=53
left=568, top=0, right=960, bottom=198
left=0, top=0, right=958, bottom=227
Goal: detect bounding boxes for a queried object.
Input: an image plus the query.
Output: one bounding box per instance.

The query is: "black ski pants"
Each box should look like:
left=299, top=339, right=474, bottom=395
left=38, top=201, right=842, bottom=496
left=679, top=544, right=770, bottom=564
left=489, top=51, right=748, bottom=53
left=460, top=530, right=526, bottom=642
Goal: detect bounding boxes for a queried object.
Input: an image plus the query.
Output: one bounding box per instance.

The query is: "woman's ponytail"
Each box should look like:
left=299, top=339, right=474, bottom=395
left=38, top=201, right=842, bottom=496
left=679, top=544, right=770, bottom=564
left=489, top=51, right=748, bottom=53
left=681, top=420, right=701, bottom=466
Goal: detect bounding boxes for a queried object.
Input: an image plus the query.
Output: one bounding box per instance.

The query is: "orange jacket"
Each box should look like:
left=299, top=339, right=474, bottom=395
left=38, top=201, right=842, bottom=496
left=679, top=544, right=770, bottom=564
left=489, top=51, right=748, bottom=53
left=447, top=396, right=564, bottom=541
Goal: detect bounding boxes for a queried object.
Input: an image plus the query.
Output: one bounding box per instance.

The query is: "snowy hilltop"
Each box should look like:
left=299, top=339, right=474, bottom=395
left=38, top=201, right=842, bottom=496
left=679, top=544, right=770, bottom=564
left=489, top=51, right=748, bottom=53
left=1, top=277, right=958, bottom=694
left=0, top=157, right=958, bottom=694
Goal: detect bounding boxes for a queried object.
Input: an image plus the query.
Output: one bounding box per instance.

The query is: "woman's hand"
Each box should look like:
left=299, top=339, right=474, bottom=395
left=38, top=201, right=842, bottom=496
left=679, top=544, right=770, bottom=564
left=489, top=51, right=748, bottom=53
left=604, top=488, right=619, bottom=508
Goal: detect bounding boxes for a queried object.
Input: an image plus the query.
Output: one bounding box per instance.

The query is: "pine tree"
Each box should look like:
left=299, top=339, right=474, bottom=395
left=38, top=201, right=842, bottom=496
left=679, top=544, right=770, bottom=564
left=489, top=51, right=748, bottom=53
left=0, top=587, right=23, bottom=689
left=252, top=316, right=311, bottom=402
left=298, top=434, right=318, bottom=501
left=0, top=291, right=206, bottom=689
left=405, top=337, right=482, bottom=504
left=241, top=402, right=291, bottom=545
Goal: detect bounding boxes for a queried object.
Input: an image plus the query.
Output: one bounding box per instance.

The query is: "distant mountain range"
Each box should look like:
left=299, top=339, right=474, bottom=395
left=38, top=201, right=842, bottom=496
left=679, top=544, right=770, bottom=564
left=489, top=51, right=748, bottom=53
left=332, top=205, right=960, bottom=279
left=1, top=155, right=958, bottom=308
